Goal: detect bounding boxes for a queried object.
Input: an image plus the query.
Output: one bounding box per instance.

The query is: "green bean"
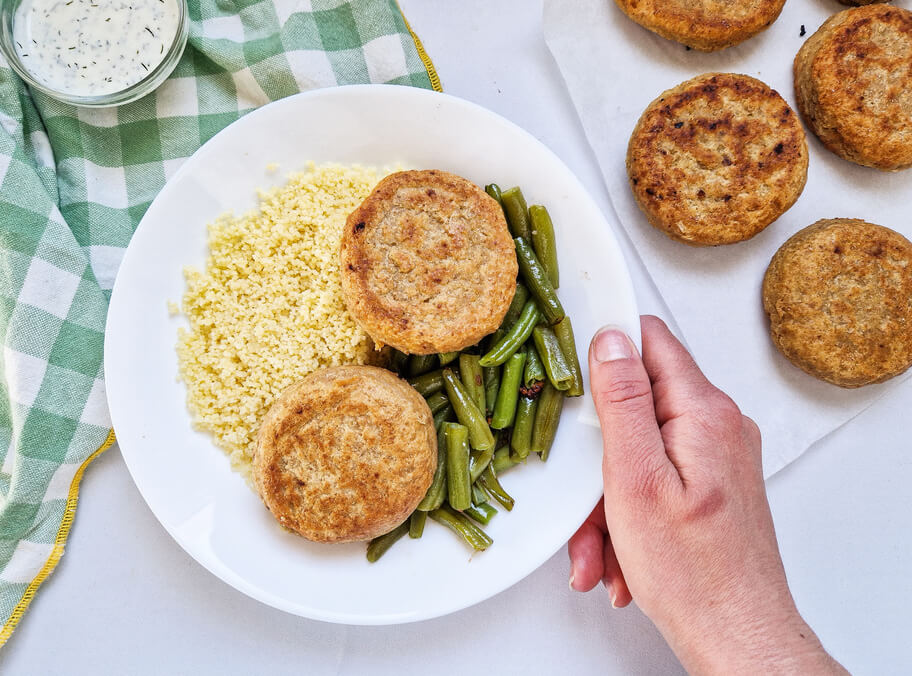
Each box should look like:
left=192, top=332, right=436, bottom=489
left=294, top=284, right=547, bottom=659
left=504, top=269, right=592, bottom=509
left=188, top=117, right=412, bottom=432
left=492, top=445, right=519, bottom=474
left=529, top=205, right=559, bottom=289
left=407, top=353, right=438, bottom=377
left=478, top=465, right=514, bottom=511
left=444, top=423, right=472, bottom=511
left=510, top=395, right=538, bottom=459
left=553, top=316, right=584, bottom=397
left=532, top=381, right=565, bottom=461
left=366, top=521, right=409, bottom=562
left=469, top=447, right=495, bottom=483
left=485, top=183, right=503, bottom=205
left=514, top=237, right=564, bottom=325
left=438, top=351, right=458, bottom=366
left=485, top=284, right=528, bottom=358
left=491, top=348, right=526, bottom=429
left=524, top=341, right=545, bottom=388
left=459, top=354, right=486, bottom=416
left=391, top=192, right=575, bottom=558
left=483, top=365, right=501, bottom=416
left=501, top=186, right=532, bottom=240
left=390, top=349, right=409, bottom=375
left=429, top=505, right=493, bottom=551
left=409, top=510, right=427, bottom=539
left=464, top=502, right=498, bottom=526
left=501, top=283, right=529, bottom=329
left=425, top=390, right=450, bottom=415
left=494, top=427, right=512, bottom=450
left=417, top=426, right=448, bottom=511
left=442, top=369, right=495, bottom=451
left=532, top=326, right=574, bottom=391
left=433, top=405, right=453, bottom=432
left=408, top=369, right=445, bottom=397
left=479, top=300, right=540, bottom=367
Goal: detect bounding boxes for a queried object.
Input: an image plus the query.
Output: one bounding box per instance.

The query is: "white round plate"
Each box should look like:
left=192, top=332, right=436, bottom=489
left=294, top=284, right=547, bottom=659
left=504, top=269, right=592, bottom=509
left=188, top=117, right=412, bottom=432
left=105, top=85, right=640, bottom=625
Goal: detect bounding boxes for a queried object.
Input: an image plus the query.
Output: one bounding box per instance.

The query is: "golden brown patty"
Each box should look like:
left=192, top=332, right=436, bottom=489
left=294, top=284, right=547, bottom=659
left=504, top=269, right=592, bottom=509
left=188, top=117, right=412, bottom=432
left=253, top=365, right=436, bottom=543
left=627, top=73, right=808, bottom=246
left=794, top=5, right=912, bottom=171
left=613, top=0, right=785, bottom=51
left=763, top=219, right=912, bottom=388
left=837, top=1, right=889, bottom=6
left=340, top=170, right=517, bottom=355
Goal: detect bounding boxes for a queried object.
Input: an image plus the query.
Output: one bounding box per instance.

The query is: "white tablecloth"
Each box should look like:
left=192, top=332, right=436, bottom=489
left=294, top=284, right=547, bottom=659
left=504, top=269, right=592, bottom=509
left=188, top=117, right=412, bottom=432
left=2, top=2, right=909, bottom=674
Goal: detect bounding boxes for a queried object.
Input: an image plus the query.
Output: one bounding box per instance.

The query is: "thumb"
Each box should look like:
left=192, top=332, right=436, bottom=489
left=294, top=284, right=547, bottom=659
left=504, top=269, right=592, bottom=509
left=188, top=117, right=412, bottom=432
left=589, top=326, right=673, bottom=495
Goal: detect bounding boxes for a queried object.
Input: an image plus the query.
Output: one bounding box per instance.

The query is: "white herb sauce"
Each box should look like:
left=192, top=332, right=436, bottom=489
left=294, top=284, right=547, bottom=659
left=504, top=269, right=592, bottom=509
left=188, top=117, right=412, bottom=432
left=13, top=0, right=180, bottom=96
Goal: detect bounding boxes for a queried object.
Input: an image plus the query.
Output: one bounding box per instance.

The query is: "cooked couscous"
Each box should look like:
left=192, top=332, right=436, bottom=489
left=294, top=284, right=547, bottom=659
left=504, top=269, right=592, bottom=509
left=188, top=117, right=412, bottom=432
left=176, top=163, right=390, bottom=480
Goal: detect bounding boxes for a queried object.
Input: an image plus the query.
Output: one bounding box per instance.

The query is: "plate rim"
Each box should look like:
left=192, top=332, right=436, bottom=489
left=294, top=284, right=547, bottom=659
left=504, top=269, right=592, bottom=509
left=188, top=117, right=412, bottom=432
left=105, top=83, right=641, bottom=625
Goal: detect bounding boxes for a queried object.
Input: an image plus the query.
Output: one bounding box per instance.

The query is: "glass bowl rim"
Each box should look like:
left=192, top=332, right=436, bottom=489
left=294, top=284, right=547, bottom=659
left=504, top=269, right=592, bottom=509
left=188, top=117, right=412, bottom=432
left=0, top=0, right=189, bottom=107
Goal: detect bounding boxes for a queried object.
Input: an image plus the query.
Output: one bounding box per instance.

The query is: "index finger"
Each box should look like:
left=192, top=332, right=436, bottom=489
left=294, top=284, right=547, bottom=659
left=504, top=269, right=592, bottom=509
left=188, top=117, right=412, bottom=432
left=640, top=315, right=732, bottom=425
left=640, top=316, right=747, bottom=477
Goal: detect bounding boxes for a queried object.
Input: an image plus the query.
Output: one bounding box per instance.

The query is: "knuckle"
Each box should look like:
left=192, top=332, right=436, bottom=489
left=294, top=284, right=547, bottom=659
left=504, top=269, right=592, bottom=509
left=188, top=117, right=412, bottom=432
left=684, top=483, right=729, bottom=522
left=597, top=376, right=652, bottom=408
left=697, top=390, right=742, bottom=429
left=741, top=415, right=762, bottom=444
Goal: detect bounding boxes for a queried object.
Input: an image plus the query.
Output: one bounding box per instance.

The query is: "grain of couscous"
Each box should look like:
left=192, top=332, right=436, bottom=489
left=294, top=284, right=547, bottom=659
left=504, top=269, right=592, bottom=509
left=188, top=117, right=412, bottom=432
left=176, top=163, right=390, bottom=480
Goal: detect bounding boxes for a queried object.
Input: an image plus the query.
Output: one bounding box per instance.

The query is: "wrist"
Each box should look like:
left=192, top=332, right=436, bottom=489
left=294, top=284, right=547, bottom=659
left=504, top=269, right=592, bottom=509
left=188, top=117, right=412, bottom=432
left=667, top=596, right=846, bottom=675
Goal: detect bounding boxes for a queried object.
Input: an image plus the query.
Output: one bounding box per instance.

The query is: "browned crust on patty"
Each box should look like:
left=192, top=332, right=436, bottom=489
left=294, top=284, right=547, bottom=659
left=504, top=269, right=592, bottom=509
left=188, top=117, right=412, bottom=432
left=627, top=73, right=808, bottom=246
left=340, top=170, right=517, bottom=355
left=762, top=219, right=912, bottom=387
left=253, top=365, right=436, bottom=543
left=794, top=5, right=912, bottom=171
left=837, top=1, right=889, bottom=6
left=614, top=0, right=786, bottom=51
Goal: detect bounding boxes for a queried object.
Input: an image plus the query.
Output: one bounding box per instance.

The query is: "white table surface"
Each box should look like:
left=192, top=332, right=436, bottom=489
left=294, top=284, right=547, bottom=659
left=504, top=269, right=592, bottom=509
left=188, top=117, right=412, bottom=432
left=2, top=2, right=910, bottom=673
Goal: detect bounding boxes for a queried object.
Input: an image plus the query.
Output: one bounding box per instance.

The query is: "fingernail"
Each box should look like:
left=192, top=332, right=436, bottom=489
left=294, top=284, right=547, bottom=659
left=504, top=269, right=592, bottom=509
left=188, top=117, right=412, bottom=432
left=592, top=326, right=634, bottom=363
left=603, top=579, right=618, bottom=608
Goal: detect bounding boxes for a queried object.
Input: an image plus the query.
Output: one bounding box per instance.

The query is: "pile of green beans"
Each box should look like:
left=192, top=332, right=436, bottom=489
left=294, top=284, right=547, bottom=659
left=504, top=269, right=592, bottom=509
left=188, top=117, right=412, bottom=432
left=366, top=183, right=584, bottom=562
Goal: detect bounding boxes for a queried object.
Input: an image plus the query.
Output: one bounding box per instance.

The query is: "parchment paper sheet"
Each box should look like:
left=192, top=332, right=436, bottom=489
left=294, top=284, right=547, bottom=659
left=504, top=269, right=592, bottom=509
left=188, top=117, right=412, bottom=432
left=543, top=0, right=912, bottom=477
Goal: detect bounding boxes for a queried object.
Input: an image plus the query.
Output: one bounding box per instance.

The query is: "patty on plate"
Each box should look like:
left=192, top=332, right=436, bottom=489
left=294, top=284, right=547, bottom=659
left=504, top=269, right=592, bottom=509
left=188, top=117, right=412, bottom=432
left=253, top=365, right=437, bottom=543
left=627, top=73, right=808, bottom=246
left=340, top=170, right=517, bottom=354
left=762, top=219, right=912, bottom=388
left=794, top=5, right=912, bottom=171
left=613, top=0, right=786, bottom=51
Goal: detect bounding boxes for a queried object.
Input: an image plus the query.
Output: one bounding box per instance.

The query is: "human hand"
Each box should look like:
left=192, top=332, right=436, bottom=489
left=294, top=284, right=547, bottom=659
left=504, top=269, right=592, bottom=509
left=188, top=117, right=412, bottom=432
left=568, top=316, right=846, bottom=675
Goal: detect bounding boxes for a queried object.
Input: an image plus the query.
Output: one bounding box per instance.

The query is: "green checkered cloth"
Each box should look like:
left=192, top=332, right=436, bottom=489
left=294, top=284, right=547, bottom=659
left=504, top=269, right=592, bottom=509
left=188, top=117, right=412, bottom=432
left=0, top=0, right=437, bottom=644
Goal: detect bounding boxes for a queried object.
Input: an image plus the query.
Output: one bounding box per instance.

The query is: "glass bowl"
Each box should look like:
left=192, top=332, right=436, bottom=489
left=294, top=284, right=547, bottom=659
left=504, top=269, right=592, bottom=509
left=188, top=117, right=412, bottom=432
left=0, top=0, right=189, bottom=107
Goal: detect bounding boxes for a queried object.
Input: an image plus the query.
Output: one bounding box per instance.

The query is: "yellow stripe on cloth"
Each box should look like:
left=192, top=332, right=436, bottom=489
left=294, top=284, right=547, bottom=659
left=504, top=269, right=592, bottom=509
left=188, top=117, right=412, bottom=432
left=397, top=3, right=442, bottom=92
left=0, top=429, right=117, bottom=648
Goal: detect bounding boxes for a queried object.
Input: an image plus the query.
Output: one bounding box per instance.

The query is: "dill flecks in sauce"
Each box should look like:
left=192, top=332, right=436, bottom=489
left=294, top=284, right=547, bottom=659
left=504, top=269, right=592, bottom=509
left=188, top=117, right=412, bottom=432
left=13, top=0, right=179, bottom=97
